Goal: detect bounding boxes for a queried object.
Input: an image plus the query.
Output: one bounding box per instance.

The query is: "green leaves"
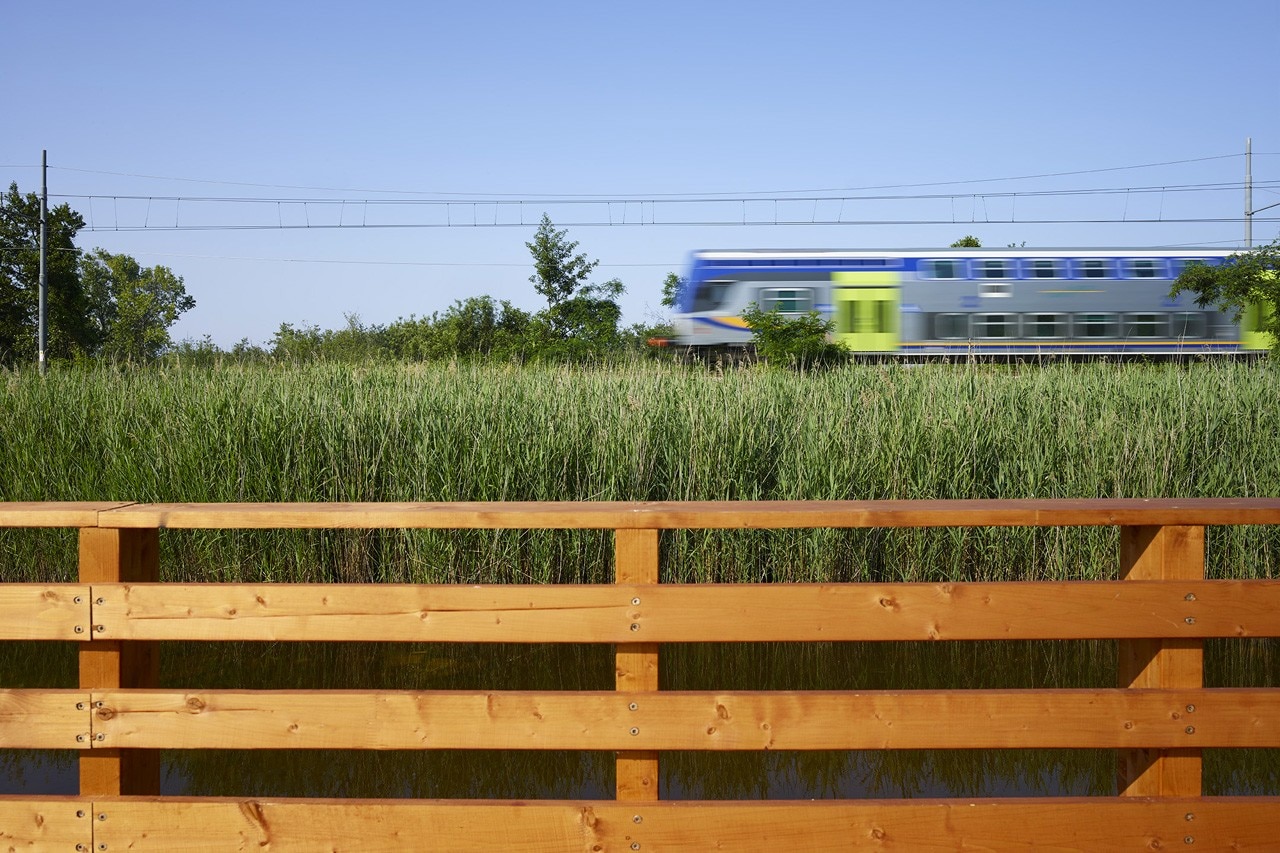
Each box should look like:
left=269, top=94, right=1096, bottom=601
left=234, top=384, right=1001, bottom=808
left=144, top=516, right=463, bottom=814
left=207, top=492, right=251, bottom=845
left=80, top=249, right=196, bottom=362
left=525, top=213, right=599, bottom=308
left=740, top=302, right=848, bottom=368
left=1170, top=239, right=1280, bottom=354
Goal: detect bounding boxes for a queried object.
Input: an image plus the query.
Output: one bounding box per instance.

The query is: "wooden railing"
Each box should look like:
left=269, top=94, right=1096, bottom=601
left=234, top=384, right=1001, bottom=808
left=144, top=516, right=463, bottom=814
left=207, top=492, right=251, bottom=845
left=3, top=499, right=1280, bottom=850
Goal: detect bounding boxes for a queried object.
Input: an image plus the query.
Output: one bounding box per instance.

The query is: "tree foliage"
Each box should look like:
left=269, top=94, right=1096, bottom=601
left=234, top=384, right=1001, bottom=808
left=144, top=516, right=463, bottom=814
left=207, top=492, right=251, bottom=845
left=950, top=235, right=982, bottom=248
left=81, top=250, right=195, bottom=361
left=740, top=303, right=847, bottom=367
left=1171, top=239, right=1280, bottom=354
left=0, top=183, right=93, bottom=362
left=523, top=215, right=626, bottom=360
left=660, top=272, right=685, bottom=309
left=526, top=213, right=600, bottom=308
left=1, top=182, right=196, bottom=366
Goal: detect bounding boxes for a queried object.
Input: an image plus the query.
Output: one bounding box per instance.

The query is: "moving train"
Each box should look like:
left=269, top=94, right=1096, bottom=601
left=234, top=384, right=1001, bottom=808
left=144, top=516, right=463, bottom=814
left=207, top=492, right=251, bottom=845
left=670, top=248, right=1267, bottom=357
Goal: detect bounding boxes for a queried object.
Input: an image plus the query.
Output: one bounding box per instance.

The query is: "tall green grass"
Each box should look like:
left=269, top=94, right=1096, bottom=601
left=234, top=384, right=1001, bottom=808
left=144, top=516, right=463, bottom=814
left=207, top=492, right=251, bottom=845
left=1, top=359, right=1278, bottom=582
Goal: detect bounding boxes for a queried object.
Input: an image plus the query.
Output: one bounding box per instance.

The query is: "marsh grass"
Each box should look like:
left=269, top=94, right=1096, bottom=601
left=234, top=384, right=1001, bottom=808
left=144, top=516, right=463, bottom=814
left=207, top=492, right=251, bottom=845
left=2, top=359, right=1278, bottom=582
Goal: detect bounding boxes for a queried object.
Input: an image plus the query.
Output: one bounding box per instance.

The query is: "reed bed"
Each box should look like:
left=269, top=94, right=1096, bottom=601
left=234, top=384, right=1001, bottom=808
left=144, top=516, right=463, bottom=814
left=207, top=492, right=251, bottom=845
left=1, top=359, right=1278, bottom=582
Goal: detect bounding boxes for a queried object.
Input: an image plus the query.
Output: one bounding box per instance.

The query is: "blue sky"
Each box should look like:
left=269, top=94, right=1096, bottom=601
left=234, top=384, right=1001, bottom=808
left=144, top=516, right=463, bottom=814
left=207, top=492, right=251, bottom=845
left=4, top=0, right=1278, bottom=347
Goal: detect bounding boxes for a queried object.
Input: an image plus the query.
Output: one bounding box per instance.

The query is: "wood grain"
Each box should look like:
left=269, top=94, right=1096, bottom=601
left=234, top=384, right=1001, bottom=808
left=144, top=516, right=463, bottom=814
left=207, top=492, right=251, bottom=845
left=95, top=498, right=1280, bottom=530
left=1119, top=525, right=1204, bottom=798
left=0, top=501, right=131, bottom=527
left=84, top=797, right=1280, bottom=852
left=78, top=527, right=161, bottom=797
left=0, top=797, right=92, bottom=850
left=614, top=529, right=659, bottom=801
left=87, top=579, right=1280, bottom=642
left=0, top=690, right=90, bottom=748
left=0, top=585, right=90, bottom=640
left=86, top=688, right=1276, bottom=751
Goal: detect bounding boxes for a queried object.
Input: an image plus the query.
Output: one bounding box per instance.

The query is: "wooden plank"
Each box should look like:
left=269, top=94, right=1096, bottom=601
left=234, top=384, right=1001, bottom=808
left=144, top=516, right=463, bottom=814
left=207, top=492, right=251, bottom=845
left=0, top=797, right=93, bottom=850
left=1119, top=525, right=1204, bottom=798
left=0, top=690, right=90, bottom=748
left=78, top=527, right=161, bottom=797
left=92, top=582, right=636, bottom=642
left=89, top=580, right=1280, bottom=642
left=0, top=585, right=91, bottom=640
left=0, top=501, right=131, bottom=528
left=614, top=528, right=659, bottom=801
left=86, top=797, right=1280, bottom=852
left=96, top=497, right=1280, bottom=530
left=87, top=688, right=1278, bottom=751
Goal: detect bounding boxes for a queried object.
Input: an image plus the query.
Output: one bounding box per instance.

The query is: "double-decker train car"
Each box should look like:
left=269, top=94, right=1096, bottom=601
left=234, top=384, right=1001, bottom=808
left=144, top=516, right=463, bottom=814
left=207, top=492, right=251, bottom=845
left=671, top=248, right=1268, bottom=357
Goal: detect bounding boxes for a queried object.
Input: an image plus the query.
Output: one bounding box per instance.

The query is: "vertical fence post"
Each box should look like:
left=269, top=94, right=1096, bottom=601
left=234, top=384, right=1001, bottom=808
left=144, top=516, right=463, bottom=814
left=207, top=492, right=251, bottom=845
left=1117, top=524, right=1204, bottom=797
left=615, top=528, right=659, bottom=801
left=78, top=526, right=161, bottom=796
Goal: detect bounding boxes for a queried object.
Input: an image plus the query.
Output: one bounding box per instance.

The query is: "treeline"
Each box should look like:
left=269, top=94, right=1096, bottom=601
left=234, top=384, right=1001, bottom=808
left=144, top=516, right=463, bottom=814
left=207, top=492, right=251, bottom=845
left=174, top=296, right=671, bottom=365
left=0, top=183, right=196, bottom=365
left=2, top=187, right=676, bottom=366
left=182, top=214, right=675, bottom=365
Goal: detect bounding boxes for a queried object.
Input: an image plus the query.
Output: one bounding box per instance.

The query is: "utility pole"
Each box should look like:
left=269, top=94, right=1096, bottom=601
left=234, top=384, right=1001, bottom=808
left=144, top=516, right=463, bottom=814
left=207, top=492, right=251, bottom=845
left=1245, top=137, right=1253, bottom=249
left=38, top=150, right=48, bottom=375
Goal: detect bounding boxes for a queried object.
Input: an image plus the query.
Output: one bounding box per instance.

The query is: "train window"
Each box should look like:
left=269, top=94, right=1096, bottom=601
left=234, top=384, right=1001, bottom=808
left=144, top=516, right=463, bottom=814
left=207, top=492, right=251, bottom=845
left=921, top=259, right=965, bottom=279
left=1076, top=259, right=1113, bottom=279
left=934, top=313, right=970, bottom=339
left=977, top=259, right=1012, bottom=279
left=1073, top=313, right=1120, bottom=338
left=1172, top=258, right=1210, bottom=275
left=1030, top=259, right=1063, bottom=279
left=1171, top=312, right=1207, bottom=338
left=1124, top=259, right=1164, bottom=278
left=1124, top=313, right=1166, bottom=338
left=691, top=280, right=734, bottom=312
left=980, top=281, right=1011, bottom=297
left=974, top=313, right=1018, bottom=338
left=760, top=288, right=814, bottom=314
left=1026, top=313, right=1068, bottom=338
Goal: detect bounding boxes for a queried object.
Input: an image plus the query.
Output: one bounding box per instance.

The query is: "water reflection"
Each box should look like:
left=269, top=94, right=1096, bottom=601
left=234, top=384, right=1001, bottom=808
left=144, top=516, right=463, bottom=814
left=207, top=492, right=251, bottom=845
left=2, top=638, right=1277, bottom=798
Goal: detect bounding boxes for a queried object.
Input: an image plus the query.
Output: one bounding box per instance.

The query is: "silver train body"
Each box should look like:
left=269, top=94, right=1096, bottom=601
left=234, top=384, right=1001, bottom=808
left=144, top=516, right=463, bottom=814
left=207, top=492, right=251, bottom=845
left=671, top=249, right=1266, bottom=357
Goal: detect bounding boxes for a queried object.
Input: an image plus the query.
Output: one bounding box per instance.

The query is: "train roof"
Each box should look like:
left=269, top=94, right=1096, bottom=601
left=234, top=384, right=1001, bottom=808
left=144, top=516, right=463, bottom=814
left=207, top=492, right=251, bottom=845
left=691, top=248, right=1235, bottom=260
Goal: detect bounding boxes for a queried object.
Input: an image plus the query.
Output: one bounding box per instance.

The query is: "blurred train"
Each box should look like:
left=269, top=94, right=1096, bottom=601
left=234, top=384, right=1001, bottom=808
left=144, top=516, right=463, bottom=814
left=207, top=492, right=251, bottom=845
left=670, top=248, right=1268, bottom=358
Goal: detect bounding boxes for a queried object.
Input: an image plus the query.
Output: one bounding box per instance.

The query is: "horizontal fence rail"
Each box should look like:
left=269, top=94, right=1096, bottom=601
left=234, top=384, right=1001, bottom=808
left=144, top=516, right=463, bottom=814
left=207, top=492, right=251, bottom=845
left=2, top=499, right=1280, bottom=851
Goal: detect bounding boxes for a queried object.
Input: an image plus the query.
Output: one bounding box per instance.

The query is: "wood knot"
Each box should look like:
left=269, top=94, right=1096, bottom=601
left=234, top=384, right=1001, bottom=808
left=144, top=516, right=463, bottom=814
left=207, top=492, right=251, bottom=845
left=186, top=697, right=206, bottom=712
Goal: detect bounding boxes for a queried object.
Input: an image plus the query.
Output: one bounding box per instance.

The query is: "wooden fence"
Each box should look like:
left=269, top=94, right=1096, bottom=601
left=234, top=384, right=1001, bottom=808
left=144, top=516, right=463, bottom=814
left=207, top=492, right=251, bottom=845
left=2, top=499, right=1280, bottom=850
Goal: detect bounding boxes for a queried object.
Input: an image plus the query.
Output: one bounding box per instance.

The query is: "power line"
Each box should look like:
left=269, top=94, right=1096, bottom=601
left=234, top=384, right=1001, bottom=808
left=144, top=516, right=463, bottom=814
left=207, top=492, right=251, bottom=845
left=44, top=152, right=1268, bottom=198
left=50, top=178, right=1280, bottom=207
left=70, top=216, right=1280, bottom=233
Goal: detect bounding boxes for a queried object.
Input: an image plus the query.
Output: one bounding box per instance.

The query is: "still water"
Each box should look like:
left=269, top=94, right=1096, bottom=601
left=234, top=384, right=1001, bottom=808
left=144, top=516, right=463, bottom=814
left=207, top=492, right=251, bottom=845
left=3, top=639, right=1278, bottom=798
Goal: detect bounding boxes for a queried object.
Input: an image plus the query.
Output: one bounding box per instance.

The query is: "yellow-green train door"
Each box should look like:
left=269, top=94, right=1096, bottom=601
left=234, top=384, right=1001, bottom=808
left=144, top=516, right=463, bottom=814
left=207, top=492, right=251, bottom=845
left=833, top=271, right=900, bottom=352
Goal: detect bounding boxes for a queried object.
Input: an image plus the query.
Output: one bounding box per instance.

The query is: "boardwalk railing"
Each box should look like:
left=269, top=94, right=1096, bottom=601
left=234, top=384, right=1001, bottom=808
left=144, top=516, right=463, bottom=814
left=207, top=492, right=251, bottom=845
left=3, top=499, right=1280, bottom=850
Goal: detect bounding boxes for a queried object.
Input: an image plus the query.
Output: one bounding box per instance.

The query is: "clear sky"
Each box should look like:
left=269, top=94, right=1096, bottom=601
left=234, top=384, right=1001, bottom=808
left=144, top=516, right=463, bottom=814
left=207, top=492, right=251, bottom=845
left=4, top=0, right=1278, bottom=347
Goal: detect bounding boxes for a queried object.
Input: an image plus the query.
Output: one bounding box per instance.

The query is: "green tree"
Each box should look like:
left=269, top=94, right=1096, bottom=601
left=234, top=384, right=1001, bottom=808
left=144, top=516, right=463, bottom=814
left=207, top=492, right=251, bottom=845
left=428, top=296, right=532, bottom=360
left=1171, top=239, right=1280, bottom=354
left=80, top=249, right=196, bottom=361
left=740, top=303, right=847, bottom=367
left=660, top=272, right=685, bottom=309
left=0, top=182, right=94, bottom=363
left=526, top=213, right=599, bottom=308
left=525, top=215, right=625, bottom=359
left=950, top=236, right=982, bottom=248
